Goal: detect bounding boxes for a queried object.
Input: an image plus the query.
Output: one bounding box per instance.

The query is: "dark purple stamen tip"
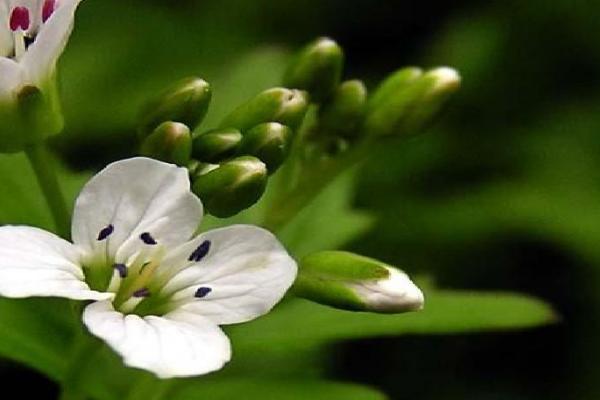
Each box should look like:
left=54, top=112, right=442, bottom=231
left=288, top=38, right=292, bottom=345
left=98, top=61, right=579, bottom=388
left=188, top=240, right=211, bottom=262
left=133, top=288, right=151, bottom=298
left=114, top=263, right=127, bottom=278
left=140, top=232, right=157, bottom=245
left=97, top=224, right=114, bottom=241
left=194, top=287, right=212, bottom=298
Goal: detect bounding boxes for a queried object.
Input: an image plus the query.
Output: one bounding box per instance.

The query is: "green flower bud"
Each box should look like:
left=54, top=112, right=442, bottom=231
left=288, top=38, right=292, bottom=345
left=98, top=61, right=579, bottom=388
left=294, top=251, right=424, bottom=313
left=238, top=122, right=292, bottom=173
left=368, top=67, right=423, bottom=111
left=400, top=67, right=462, bottom=134
left=318, top=80, right=367, bottom=139
left=138, top=78, right=211, bottom=139
left=139, top=122, right=192, bottom=166
left=0, top=82, right=63, bottom=153
left=365, top=67, right=460, bottom=137
left=283, top=37, right=344, bottom=103
left=219, top=88, right=309, bottom=132
left=192, top=156, right=267, bottom=218
left=192, top=128, right=243, bottom=163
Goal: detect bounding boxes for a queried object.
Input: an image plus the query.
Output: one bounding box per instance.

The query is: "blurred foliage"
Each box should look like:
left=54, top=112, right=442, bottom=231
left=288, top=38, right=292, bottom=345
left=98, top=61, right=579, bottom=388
left=1, top=0, right=598, bottom=399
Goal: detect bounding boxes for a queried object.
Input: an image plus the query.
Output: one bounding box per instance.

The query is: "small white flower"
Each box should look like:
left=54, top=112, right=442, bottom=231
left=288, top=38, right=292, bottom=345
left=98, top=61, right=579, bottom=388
left=349, top=266, right=424, bottom=313
left=0, top=157, right=297, bottom=378
left=0, top=0, right=81, bottom=99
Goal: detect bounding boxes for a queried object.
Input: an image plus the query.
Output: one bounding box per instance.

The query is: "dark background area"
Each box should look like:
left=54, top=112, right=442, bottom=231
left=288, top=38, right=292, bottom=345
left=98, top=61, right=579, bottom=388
left=2, top=0, right=599, bottom=398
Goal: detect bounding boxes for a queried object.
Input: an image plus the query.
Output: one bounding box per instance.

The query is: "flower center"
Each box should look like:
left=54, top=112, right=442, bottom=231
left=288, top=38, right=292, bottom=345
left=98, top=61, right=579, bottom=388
left=6, top=0, right=57, bottom=60
left=84, top=225, right=213, bottom=316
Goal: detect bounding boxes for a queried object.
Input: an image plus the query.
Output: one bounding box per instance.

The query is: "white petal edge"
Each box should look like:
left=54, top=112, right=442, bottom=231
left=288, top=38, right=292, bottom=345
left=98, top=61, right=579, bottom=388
left=0, top=226, right=112, bottom=300
left=83, top=301, right=231, bottom=378
left=20, top=0, right=83, bottom=86
left=72, top=157, right=203, bottom=264
left=0, top=2, right=13, bottom=58
left=160, top=225, right=298, bottom=325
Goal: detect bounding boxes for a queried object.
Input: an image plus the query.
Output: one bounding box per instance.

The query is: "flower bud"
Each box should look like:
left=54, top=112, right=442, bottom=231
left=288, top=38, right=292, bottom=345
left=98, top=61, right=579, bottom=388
left=365, top=67, right=460, bottom=137
left=295, top=251, right=424, bottom=313
left=138, top=78, right=212, bottom=139
left=219, top=88, right=309, bottom=132
left=318, top=80, right=367, bottom=139
left=238, top=122, right=292, bottom=173
left=283, top=37, right=344, bottom=103
left=192, top=128, right=243, bottom=163
left=192, top=156, right=267, bottom=218
left=139, top=121, right=192, bottom=166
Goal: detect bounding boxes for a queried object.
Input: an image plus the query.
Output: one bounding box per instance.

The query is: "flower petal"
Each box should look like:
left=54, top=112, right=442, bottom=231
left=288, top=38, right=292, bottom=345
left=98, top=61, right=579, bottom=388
left=0, top=57, right=23, bottom=99
left=160, top=225, right=297, bottom=325
left=72, top=157, right=203, bottom=264
left=0, top=226, right=112, bottom=300
left=83, top=301, right=231, bottom=378
left=20, top=0, right=82, bottom=85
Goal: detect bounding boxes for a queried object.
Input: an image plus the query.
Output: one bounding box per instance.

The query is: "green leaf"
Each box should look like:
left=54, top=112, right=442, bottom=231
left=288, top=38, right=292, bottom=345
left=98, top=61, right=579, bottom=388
left=0, top=298, right=75, bottom=380
left=172, top=379, right=387, bottom=400
left=228, top=290, right=557, bottom=352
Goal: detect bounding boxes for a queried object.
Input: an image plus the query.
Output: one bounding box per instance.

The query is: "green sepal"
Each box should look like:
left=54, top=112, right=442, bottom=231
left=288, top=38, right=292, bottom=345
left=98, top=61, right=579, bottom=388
left=0, top=81, right=63, bottom=153
left=238, top=122, right=292, bottom=173
left=139, top=121, right=192, bottom=166
left=300, top=251, right=391, bottom=280
left=192, top=128, right=243, bottom=163
left=318, top=80, right=367, bottom=139
left=138, top=77, right=211, bottom=139
left=218, top=88, right=309, bottom=132
left=192, top=156, right=267, bottom=217
left=283, top=37, right=344, bottom=103
left=293, top=251, right=393, bottom=312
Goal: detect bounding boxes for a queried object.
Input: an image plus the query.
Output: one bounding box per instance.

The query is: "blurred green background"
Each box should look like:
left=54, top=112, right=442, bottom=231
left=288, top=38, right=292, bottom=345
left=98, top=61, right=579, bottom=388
left=1, top=0, right=599, bottom=398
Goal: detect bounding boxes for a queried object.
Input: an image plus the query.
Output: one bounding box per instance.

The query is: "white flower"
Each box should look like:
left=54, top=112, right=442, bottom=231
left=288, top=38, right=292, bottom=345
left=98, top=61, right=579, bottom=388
left=0, top=157, right=297, bottom=378
left=0, top=0, right=81, bottom=99
left=349, top=266, right=424, bottom=313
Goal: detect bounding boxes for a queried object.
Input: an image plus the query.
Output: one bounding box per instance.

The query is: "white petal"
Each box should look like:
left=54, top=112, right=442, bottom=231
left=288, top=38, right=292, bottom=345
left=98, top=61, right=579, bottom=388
left=161, top=225, right=297, bottom=325
left=0, top=226, right=112, bottom=300
left=20, top=0, right=82, bottom=85
left=72, top=157, right=203, bottom=264
left=0, top=57, right=23, bottom=99
left=83, top=301, right=231, bottom=378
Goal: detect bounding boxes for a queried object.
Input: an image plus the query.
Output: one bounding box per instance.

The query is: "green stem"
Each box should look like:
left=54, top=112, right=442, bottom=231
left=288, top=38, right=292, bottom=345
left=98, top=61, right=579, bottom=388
left=59, top=331, right=99, bottom=400
left=263, top=140, right=371, bottom=232
left=25, top=143, right=71, bottom=238
left=126, top=375, right=175, bottom=400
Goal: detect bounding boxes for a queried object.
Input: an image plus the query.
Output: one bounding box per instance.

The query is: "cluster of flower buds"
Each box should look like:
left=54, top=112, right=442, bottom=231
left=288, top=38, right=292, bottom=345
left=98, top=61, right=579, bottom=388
left=294, top=251, right=424, bottom=313
left=282, top=37, right=461, bottom=157
left=137, top=78, right=309, bottom=217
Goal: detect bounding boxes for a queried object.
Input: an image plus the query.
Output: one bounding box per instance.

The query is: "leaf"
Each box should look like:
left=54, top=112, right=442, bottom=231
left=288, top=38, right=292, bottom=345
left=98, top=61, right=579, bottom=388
left=0, top=298, right=75, bottom=380
left=172, top=379, right=387, bottom=400
left=227, top=290, right=557, bottom=352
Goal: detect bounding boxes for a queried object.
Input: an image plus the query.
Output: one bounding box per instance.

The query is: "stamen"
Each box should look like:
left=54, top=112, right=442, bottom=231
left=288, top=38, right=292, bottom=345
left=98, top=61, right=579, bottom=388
left=133, top=288, right=151, bottom=298
left=114, top=263, right=127, bottom=278
left=140, top=232, right=157, bottom=245
left=194, top=287, right=212, bottom=298
left=188, top=240, right=211, bottom=262
left=10, top=7, right=30, bottom=31
left=42, top=0, right=57, bottom=23
left=97, top=224, right=114, bottom=241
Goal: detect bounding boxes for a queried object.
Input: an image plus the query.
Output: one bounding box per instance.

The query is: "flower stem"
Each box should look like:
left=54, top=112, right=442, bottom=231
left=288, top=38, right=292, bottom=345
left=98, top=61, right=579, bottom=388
left=59, top=330, right=99, bottom=400
left=25, top=143, right=71, bottom=238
